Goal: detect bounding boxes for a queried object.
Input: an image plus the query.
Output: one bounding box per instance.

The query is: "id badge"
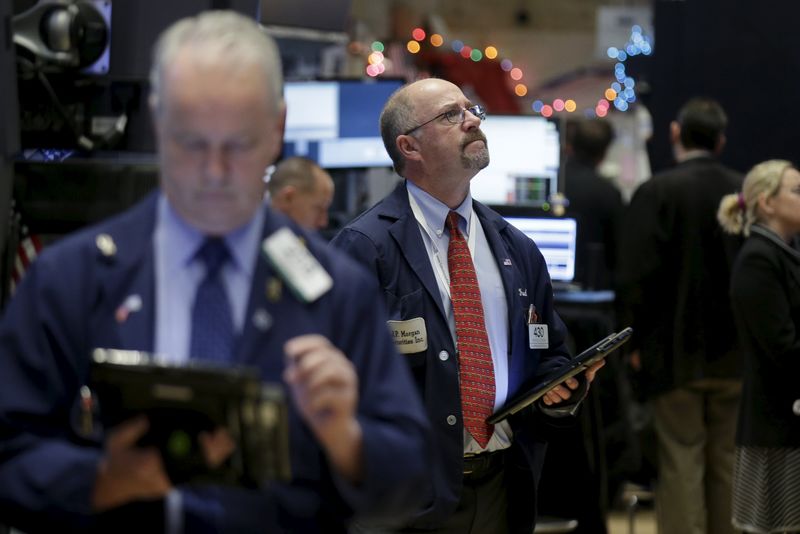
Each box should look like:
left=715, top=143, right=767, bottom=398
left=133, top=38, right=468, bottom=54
left=387, top=317, right=428, bottom=354
left=261, top=228, right=333, bottom=303
left=528, top=323, right=549, bottom=349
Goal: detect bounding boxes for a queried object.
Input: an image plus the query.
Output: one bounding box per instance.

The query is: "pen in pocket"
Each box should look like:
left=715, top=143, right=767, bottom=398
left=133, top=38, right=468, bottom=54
left=527, top=304, right=539, bottom=324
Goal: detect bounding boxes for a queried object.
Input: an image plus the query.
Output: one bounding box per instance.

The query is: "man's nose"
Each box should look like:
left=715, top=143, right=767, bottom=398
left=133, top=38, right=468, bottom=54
left=462, top=109, right=482, bottom=130
left=205, top=146, right=228, bottom=181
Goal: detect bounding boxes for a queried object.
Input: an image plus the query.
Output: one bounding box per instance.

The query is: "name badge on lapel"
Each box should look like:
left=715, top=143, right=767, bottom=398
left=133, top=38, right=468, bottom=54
left=527, top=304, right=549, bottom=349
left=387, top=317, right=428, bottom=354
left=261, top=228, right=332, bottom=303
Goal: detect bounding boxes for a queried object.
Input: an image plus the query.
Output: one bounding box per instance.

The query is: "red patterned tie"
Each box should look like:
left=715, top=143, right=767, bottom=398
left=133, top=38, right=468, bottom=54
left=446, top=211, right=495, bottom=448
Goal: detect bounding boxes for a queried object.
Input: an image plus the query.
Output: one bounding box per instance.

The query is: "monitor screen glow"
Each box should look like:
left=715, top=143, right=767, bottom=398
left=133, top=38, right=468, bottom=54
left=503, top=216, right=577, bottom=282
left=471, top=116, right=560, bottom=207
left=282, top=79, right=402, bottom=169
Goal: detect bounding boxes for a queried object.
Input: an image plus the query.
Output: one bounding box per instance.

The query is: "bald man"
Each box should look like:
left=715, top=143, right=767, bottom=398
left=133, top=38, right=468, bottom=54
left=268, top=156, right=334, bottom=230
left=332, top=78, right=604, bottom=534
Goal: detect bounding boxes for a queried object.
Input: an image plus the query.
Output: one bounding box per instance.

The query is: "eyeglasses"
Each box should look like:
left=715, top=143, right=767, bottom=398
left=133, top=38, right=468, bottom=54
left=403, top=104, right=486, bottom=136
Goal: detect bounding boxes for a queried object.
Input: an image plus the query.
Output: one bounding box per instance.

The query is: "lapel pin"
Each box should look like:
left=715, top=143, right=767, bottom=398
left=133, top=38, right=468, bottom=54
left=115, top=294, right=142, bottom=323
left=95, top=233, right=117, bottom=257
left=266, top=277, right=282, bottom=302
left=503, top=258, right=512, bottom=266
left=252, top=308, right=273, bottom=332
left=518, top=288, right=527, bottom=297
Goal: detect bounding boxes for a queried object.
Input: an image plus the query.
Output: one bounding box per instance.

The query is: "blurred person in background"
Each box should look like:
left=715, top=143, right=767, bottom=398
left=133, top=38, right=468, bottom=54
left=718, top=159, right=800, bottom=534
left=563, top=117, right=623, bottom=290
left=0, top=11, right=429, bottom=533
left=618, top=97, right=743, bottom=534
left=268, top=156, right=334, bottom=231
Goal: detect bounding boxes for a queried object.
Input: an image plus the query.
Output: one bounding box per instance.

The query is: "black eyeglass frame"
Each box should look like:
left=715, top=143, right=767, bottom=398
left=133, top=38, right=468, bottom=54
left=403, top=104, right=486, bottom=136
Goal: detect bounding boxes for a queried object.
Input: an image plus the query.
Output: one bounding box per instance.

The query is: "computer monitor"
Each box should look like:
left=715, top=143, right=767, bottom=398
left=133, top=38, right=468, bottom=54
left=282, top=79, right=402, bottom=169
left=502, top=216, right=577, bottom=283
left=470, top=115, right=560, bottom=207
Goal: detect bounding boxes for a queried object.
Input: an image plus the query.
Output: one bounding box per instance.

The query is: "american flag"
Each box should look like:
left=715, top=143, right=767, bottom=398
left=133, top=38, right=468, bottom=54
left=10, top=221, right=43, bottom=296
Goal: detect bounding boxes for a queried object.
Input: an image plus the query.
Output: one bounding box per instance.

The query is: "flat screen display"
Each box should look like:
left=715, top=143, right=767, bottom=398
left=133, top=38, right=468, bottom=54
left=282, top=79, right=402, bottom=169
left=471, top=115, right=560, bottom=206
left=503, top=216, right=577, bottom=282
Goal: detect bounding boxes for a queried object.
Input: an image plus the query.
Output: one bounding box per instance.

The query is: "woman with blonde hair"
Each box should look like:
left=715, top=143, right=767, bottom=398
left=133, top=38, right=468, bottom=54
left=718, top=159, right=800, bottom=534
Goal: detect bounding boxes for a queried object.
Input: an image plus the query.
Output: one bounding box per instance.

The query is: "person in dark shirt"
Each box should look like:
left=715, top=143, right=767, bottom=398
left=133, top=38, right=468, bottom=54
left=563, top=118, right=623, bottom=290
left=618, top=97, right=743, bottom=534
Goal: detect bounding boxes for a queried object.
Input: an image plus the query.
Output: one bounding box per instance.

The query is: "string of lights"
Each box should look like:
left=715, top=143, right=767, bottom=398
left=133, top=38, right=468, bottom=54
left=365, top=25, right=652, bottom=117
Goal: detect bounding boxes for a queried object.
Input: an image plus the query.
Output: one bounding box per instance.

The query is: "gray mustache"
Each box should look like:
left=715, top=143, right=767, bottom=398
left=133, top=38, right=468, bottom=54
left=462, top=133, right=487, bottom=149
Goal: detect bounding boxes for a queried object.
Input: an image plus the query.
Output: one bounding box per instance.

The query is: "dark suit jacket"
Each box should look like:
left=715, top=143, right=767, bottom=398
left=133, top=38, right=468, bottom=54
left=729, top=225, right=800, bottom=447
left=563, top=159, right=624, bottom=289
left=331, top=182, right=573, bottom=533
left=0, top=193, right=431, bottom=533
left=618, top=156, right=744, bottom=397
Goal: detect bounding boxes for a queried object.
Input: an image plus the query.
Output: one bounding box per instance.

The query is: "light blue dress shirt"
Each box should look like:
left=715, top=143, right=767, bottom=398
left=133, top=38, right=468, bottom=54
left=153, top=194, right=265, bottom=363
left=406, top=181, right=511, bottom=453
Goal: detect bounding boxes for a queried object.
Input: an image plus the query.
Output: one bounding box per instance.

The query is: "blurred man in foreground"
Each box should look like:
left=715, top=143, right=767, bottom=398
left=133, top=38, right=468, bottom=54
left=0, top=11, right=429, bottom=533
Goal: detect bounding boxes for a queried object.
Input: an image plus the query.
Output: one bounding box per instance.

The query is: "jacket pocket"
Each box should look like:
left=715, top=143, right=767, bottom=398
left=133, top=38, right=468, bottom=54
left=385, top=287, right=425, bottom=319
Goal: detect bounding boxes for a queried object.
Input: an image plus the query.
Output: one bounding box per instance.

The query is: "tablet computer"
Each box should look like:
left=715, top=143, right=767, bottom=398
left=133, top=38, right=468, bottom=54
left=487, top=327, right=633, bottom=424
left=89, top=348, right=291, bottom=487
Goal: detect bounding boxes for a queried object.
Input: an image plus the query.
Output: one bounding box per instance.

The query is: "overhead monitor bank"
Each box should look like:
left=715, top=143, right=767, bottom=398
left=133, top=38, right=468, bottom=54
left=282, top=82, right=561, bottom=196
left=282, top=79, right=402, bottom=169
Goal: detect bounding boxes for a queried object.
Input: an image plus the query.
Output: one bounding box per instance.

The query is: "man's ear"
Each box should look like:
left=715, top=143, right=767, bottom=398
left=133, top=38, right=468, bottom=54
left=397, top=134, right=422, bottom=162
left=271, top=184, right=296, bottom=208
left=282, top=185, right=297, bottom=203
left=276, top=102, right=287, bottom=140
left=669, top=121, right=681, bottom=145
left=757, top=191, right=775, bottom=217
left=268, top=102, right=288, bottom=164
left=714, top=133, right=727, bottom=155
left=149, top=92, right=162, bottom=141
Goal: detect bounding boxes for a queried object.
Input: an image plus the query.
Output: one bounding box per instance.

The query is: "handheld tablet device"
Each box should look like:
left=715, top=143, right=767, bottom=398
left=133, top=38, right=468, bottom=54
left=89, top=349, right=291, bottom=487
left=487, top=327, right=633, bottom=424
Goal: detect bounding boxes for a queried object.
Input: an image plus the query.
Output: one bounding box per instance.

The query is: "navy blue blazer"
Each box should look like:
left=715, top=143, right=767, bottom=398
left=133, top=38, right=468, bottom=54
left=0, top=193, right=430, bottom=533
left=331, top=182, right=572, bottom=531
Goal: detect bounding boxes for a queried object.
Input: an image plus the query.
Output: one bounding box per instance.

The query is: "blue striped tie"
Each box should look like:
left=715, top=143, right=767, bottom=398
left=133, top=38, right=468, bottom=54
left=189, top=238, right=234, bottom=362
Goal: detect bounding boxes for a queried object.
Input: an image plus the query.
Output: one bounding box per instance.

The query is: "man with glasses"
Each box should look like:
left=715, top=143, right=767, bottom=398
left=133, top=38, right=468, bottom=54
left=331, top=78, right=603, bottom=533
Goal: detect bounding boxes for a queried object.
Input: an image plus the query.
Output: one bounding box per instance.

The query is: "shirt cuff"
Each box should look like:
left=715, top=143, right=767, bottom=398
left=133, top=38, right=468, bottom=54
left=165, top=490, right=183, bottom=534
